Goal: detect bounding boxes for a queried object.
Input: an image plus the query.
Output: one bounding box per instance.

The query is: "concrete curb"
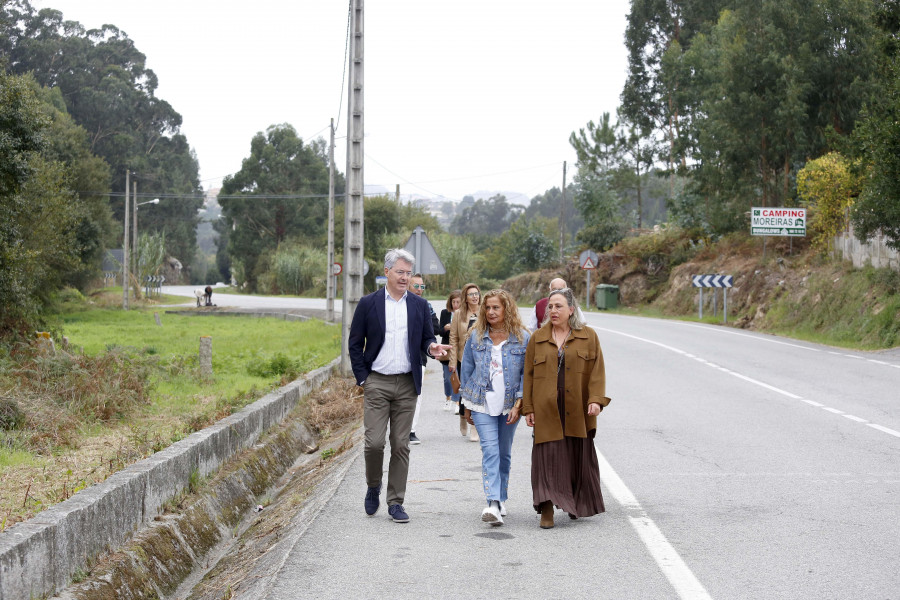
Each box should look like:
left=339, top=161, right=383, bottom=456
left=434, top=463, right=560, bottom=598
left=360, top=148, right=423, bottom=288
left=0, top=358, right=340, bottom=600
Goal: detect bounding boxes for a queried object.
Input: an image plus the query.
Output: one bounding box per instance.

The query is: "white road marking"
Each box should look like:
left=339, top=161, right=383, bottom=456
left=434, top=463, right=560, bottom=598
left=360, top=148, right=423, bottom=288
left=596, top=450, right=713, bottom=600
left=595, top=326, right=900, bottom=441
left=842, top=414, right=868, bottom=423
left=868, top=424, right=900, bottom=438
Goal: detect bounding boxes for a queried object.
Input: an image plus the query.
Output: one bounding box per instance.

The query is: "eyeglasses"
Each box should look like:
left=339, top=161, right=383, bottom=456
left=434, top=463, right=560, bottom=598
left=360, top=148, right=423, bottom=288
left=466, top=291, right=480, bottom=297
left=391, top=269, right=412, bottom=277
left=412, top=284, right=426, bottom=290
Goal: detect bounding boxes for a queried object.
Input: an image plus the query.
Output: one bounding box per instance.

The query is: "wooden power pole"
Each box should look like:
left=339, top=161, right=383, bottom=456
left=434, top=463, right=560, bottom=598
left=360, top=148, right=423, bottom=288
left=341, top=0, right=365, bottom=376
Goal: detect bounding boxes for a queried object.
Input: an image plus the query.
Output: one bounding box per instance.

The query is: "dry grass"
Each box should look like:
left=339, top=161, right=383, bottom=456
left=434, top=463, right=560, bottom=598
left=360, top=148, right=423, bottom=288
left=301, top=378, right=364, bottom=436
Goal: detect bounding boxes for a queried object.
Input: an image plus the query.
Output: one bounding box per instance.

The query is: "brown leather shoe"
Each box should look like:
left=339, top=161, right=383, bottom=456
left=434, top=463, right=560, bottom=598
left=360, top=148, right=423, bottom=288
left=539, top=501, right=554, bottom=529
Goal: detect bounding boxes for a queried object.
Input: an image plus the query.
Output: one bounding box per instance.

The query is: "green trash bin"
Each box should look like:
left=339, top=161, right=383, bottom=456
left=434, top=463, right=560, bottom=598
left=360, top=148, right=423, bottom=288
left=595, top=284, right=619, bottom=309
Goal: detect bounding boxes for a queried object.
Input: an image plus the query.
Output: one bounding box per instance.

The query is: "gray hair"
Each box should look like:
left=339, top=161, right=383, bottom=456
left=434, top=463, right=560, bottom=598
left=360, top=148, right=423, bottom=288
left=384, top=248, right=415, bottom=270
left=545, top=288, right=586, bottom=330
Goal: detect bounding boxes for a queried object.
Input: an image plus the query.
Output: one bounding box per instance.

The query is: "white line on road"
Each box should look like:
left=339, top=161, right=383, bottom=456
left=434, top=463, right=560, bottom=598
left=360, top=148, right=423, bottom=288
left=596, top=450, right=713, bottom=600
left=868, top=424, right=900, bottom=438
left=669, top=322, right=900, bottom=372
left=842, top=414, right=868, bottom=423
left=595, top=326, right=899, bottom=441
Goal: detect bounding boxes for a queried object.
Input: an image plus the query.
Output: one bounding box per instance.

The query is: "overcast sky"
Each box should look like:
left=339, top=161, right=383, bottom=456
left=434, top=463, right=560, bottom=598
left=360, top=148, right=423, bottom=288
left=34, top=0, right=631, bottom=203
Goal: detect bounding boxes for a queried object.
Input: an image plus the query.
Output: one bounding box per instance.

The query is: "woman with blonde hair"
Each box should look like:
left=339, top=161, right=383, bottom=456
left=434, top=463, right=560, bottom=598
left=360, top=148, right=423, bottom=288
left=448, top=282, right=481, bottom=441
left=459, top=289, right=530, bottom=525
left=523, top=287, right=610, bottom=529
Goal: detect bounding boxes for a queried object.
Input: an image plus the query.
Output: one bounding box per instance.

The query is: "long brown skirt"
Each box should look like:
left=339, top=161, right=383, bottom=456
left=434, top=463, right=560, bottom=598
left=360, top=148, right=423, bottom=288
left=531, top=357, right=605, bottom=517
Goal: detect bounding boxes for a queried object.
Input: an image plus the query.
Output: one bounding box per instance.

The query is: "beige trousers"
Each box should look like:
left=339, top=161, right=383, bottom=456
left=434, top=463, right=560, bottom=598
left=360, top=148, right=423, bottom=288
left=363, top=371, right=417, bottom=506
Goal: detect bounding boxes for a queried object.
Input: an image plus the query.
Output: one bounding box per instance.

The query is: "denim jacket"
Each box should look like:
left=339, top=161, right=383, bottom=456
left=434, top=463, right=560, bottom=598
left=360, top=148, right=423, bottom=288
left=459, top=328, right=530, bottom=414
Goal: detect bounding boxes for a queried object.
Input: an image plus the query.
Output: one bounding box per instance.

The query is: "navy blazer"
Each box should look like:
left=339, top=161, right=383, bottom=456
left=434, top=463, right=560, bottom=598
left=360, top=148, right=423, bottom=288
left=348, top=287, right=437, bottom=395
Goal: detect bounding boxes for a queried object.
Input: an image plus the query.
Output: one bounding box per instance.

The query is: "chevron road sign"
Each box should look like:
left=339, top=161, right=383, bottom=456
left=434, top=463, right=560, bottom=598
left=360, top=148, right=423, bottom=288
left=692, top=274, right=733, bottom=322
left=691, top=274, right=733, bottom=288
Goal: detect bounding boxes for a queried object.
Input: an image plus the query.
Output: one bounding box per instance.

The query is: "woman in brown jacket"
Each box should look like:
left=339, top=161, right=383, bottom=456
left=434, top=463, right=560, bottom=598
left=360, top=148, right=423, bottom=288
left=448, top=282, right=481, bottom=441
left=522, top=287, right=610, bottom=529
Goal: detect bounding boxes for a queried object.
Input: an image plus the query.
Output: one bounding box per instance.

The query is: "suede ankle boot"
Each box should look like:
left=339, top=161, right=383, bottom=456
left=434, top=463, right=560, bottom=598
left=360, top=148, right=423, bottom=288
left=540, top=501, right=554, bottom=529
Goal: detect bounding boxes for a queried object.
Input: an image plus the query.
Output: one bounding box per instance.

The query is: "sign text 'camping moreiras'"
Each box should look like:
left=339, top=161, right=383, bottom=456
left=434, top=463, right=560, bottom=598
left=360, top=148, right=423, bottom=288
left=403, top=226, right=445, bottom=275
left=751, top=207, right=806, bottom=237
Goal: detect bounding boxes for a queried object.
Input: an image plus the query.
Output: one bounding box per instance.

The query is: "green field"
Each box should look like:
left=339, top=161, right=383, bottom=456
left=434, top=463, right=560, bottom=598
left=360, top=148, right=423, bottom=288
left=0, top=301, right=341, bottom=527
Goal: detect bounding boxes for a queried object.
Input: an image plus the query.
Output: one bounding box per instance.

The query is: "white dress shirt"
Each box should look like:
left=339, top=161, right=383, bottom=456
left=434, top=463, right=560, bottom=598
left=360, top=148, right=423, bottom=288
left=371, top=290, right=412, bottom=375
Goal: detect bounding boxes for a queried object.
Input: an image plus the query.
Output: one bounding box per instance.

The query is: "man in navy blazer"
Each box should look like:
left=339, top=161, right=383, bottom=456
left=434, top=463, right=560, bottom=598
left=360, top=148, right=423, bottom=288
left=349, top=248, right=449, bottom=523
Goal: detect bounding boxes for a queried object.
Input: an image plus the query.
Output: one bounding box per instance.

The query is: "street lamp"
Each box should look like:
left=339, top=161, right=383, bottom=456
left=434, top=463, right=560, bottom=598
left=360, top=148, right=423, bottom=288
left=133, top=197, right=160, bottom=288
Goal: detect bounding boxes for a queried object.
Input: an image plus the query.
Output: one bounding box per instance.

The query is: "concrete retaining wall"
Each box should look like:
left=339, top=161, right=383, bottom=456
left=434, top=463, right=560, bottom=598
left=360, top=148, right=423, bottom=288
left=0, top=358, right=339, bottom=600
left=834, top=230, right=900, bottom=271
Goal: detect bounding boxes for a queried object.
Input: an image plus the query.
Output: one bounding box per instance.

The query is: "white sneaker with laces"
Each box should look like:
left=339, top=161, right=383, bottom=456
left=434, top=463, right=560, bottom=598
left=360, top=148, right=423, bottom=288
left=443, top=399, right=451, bottom=411
left=499, top=502, right=507, bottom=517
left=481, top=502, right=503, bottom=526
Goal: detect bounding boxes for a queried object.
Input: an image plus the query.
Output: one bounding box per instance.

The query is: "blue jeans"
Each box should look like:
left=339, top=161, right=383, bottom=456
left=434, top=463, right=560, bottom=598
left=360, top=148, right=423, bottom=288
left=471, top=411, right=519, bottom=503
left=441, top=361, right=460, bottom=401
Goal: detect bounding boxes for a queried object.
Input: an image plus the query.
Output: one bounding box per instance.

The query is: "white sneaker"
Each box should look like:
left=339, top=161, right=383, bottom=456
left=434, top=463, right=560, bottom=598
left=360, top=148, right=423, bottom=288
left=453, top=403, right=460, bottom=415
left=481, top=502, right=503, bottom=525
left=443, top=399, right=452, bottom=411
left=499, top=502, right=507, bottom=517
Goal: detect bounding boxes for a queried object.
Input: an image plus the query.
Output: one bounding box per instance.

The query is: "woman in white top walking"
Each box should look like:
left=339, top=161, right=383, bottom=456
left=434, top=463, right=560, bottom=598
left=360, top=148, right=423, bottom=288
left=459, top=289, right=530, bottom=525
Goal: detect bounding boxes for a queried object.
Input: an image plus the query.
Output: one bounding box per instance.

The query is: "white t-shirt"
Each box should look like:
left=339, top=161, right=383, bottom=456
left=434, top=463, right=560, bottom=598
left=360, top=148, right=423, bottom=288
left=484, top=340, right=507, bottom=416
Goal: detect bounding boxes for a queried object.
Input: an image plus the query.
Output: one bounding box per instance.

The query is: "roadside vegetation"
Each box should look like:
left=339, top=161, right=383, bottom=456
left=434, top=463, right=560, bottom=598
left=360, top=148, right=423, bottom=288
left=0, top=288, right=340, bottom=530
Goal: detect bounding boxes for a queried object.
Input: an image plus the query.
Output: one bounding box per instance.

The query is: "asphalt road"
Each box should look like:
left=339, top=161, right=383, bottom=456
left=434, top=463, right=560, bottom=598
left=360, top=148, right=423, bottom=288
left=165, top=289, right=900, bottom=599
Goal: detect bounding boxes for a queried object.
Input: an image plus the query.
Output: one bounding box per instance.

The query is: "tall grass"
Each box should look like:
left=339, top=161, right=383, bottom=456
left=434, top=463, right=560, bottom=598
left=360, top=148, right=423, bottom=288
left=764, top=264, right=900, bottom=349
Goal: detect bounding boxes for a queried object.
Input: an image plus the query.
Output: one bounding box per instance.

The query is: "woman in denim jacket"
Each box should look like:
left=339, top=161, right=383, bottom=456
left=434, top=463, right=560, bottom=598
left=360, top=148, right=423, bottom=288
left=460, top=289, right=530, bottom=525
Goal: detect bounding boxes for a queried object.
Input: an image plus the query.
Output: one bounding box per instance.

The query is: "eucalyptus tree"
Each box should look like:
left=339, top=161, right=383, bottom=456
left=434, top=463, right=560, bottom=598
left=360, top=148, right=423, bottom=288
left=848, top=0, right=900, bottom=248
left=0, top=0, right=204, bottom=271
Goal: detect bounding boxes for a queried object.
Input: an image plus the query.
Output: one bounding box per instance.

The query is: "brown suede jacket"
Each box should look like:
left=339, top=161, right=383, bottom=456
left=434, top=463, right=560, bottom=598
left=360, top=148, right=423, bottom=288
left=522, top=323, right=611, bottom=444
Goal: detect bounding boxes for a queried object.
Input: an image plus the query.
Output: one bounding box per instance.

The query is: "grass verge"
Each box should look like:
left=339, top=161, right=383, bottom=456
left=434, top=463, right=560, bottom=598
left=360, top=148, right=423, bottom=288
left=0, top=290, right=340, bottom=530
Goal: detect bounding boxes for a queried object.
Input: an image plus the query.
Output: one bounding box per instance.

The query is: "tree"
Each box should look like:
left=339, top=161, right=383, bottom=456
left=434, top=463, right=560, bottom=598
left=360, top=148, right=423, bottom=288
left=0, top=71, right=87, bottom=335
left=450, top=194, right=523, bottom=251
left=572, top=170, right=627, bottom=251
left=797, top=152, right=860, bottom=251
left=848, top=2, right=900, bottom=249
left=620, top=0, right=728, bottom=180
left=1, top=1, right=204, bottom=272
left=218, top=124, right=339, bottom=290
left=480, top=217, right=557, bottom=280
left=571, top=111, right=659, bottom=230
left=620, top=0, right=883, bottom=235
left=33, top=84, right=114, bottom=289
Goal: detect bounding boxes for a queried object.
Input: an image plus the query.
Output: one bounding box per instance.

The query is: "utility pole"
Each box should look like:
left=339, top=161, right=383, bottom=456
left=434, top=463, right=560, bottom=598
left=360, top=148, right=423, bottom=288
left=559, top=161, right=567, bottom=263
left=122, top=170, right=130, bottom=310
left=326, top=118, right=336, bottom=323
left=132, top=178, right=138, bottom=286
left=341, top=0, right=365, bottom=376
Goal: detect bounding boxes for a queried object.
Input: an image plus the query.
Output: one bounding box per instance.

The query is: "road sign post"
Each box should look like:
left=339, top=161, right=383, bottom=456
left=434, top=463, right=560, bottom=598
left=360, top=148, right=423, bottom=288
left=403, top=226, right=445, bottom=275
left=692, top=274, right=734, bottom=322
left=579, top=249, right=599, bottom=310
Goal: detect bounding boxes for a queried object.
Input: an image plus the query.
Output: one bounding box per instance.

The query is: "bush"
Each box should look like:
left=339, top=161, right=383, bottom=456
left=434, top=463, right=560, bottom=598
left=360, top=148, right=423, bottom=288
left=0, top=398, right=25, bottom=430
left=246, top=352, right=300, bottom=379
